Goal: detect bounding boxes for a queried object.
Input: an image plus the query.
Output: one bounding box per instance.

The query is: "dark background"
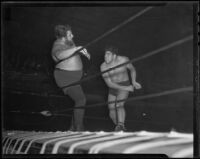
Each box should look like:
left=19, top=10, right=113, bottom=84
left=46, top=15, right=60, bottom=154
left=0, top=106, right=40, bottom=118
left=2, top=2, right=194, bottom=133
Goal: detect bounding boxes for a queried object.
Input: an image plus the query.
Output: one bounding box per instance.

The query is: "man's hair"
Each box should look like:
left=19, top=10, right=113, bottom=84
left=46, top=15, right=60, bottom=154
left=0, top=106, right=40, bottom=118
left=105, top=46, right=119, bottom=55
left=54, top=24, right=71, bottom=39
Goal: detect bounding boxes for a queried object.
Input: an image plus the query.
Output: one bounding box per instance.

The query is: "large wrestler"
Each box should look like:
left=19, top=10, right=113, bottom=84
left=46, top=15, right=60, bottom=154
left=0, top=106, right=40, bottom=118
left=51, top=24, right=90, bottom=131
left=100, top=46, right=141, bottom=131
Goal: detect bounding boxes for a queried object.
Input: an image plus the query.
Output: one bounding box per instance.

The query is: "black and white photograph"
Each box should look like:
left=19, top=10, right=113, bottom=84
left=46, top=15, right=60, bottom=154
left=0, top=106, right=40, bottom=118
left=2, top=1, right=199, bottom=157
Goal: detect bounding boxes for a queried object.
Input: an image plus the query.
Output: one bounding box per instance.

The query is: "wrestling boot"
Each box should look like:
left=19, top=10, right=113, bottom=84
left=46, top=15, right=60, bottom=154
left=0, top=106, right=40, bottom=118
left=69, top=124, right=76, bottom=131
left=69, top=117, right=76, bottom=131
left=69, top=125, right=84, bottom=131
left=75, top=125, right=85, bottom=132
left=69, top=116, right=85, bottom=131
left=73, top=109, right=85, bottom=131
left=115, top=123, right=127, bottom=132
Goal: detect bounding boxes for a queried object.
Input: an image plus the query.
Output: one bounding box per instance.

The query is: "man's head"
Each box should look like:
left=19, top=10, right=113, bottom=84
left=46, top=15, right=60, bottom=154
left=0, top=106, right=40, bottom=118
left=104, top=46, right=119, bottom=63
left=54, top=24, right=74, bottom=41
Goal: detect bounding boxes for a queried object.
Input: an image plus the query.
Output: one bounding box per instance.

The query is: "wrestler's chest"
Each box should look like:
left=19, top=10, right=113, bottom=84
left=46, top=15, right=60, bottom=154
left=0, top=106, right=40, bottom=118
left=108, top=65, right=126, bottom=75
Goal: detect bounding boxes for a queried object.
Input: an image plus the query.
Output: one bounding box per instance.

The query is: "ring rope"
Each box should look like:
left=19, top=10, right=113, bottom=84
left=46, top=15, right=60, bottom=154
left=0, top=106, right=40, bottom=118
left=61, top=35, right=193, bottom=89
left=7, top=92, right=59, bottom=126
left=9, top=111, right=172, bottom=126
left=50, top=113, right=172, bottom=126
left=59, top=7, right=154, bottom=61
left=6, top=34, right=193, bottom=116
left=54, top=86, right=193, bottom=113
left=9, top=86, right=192, bottom=119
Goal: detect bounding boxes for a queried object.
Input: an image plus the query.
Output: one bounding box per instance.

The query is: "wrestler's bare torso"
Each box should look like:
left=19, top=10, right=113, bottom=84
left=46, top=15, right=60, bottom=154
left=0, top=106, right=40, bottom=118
left=102, top=56, right=129, bottom=83
left=52, top=39, right=83, bottom=71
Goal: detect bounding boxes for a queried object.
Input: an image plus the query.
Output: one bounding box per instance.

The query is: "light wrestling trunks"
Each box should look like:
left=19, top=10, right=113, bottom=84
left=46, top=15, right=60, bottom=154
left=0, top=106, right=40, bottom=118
left=109, top=80, right=131, bottom=96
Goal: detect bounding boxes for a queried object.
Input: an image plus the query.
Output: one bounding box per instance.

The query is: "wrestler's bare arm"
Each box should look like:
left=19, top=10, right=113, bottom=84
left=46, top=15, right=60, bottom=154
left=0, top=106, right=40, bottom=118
left=126, top=58, right=142, bottom=89
left=100, top=63, right=133, bottom=92
left=126, top=62, right=137, bottom=83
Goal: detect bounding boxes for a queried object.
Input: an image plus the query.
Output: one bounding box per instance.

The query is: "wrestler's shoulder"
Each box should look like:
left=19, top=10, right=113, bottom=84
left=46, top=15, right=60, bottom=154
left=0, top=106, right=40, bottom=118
left=119, top=55, right=129, bottom=61
left=100, top=62, right=108, bottom=70
left=53, top=40, right=65, bottom=46
left=100, top=62, right=105, bottom=67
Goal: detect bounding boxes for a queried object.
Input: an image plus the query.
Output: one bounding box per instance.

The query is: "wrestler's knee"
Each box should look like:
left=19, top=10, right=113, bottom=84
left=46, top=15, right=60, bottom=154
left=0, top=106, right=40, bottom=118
left=108, top=104, right=115, bottom=110
left=62, top=88, right=68, bottom=95
left=116, top=103, right=124, bottom=108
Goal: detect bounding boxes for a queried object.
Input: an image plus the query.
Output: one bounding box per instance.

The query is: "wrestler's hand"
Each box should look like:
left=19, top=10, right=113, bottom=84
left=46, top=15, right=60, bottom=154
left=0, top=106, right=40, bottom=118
left=125, top=85, right=134, bottom=92
left=81, top=48, right=91, bottom=60
left=79, top=47, right=91, bottom=60
left=133, top=81, right=142, bottom=89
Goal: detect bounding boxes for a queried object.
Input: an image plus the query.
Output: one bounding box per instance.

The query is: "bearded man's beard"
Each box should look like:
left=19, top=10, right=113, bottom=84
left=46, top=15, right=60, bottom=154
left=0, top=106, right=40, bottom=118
left=65, top=39, right=75, bottom=47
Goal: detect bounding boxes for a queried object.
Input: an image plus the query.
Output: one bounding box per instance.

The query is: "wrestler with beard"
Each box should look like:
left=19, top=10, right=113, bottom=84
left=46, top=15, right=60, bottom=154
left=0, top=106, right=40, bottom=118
left=51, top=24, right=90, bottom=131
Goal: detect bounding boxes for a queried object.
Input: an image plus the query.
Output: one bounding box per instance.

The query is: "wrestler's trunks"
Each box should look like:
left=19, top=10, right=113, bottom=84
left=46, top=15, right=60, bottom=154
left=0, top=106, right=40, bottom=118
left=109, top=80, right=131, bottom=96
left=54, top=68, right=83, bottom=88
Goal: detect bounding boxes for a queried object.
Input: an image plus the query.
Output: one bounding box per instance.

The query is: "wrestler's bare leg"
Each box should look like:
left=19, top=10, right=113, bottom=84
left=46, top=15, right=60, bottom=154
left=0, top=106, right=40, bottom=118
left=108, top=94, right=118, bottom=125
left=115, top=90, right=129, bottom=129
